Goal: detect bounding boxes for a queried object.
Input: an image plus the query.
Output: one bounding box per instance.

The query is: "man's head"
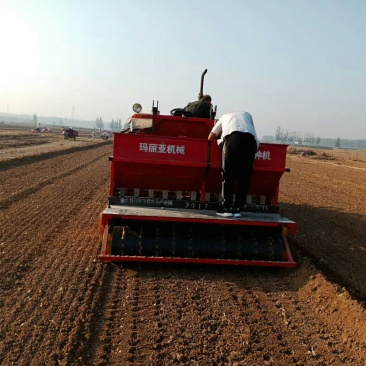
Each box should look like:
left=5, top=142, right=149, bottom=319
left=201, top=95, right=212, bottom=103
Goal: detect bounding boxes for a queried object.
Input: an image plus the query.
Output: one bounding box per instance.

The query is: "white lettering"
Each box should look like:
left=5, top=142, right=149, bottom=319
left=138, top=143, right=186, bottom=155
left=255, top=150, right=271, bottom=160
left=167, top=145, right=176, bottom=154
left=139, top=143, right=148, bottom=152
left=158, top=144, right=167, bottom=153
left=176, top=145, right=185, bottom=154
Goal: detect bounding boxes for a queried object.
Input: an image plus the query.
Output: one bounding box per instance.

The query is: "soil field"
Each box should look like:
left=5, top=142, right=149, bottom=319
left=0, top=128, right=365, bottom=366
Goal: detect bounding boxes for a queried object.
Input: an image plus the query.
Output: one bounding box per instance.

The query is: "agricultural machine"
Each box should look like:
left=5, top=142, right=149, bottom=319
left=31, top=127, right=52, bottom=133
left=62, top=127, right=78, bottom=140
left=99, top=70, right=297, bottom=267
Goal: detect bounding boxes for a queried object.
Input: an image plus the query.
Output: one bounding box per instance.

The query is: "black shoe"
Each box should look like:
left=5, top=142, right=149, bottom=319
left=216, top=206, right=233, bottom=217
left=232, top=207, right=241, bottom=218
left=239, top=206, right=246, bottom=213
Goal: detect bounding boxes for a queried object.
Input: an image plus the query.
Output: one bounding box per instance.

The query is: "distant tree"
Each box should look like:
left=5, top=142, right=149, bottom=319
left=310, top=134, right=315, bottom=145
left=33, top=113, right=38, bottom=126
left=275, top=126, right=282, bottom=142
left=293, top=131, right=298, bottom=144
left=287, top=131, right=296, bottom=144
left=304, top=132, right=315, bottom=145
left=96, top=117, right=104, bottom=130
left=262, top=135, right=275, bottom=143
left=275, top=127, right=290, bottom=143
left=335, top=137, right=341, bottom=148
left=304, top=132, right=312, bottom=145
left=316, top=136, right=321, bottom=146
left=108, top=118, right=123, bottom=131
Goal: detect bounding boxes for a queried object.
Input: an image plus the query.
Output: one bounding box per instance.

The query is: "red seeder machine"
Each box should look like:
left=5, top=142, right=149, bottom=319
left=99, top=71, right=297, bottom=267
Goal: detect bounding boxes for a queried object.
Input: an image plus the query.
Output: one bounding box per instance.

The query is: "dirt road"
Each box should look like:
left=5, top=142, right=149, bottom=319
left=0, top=130, right=365, bottom=365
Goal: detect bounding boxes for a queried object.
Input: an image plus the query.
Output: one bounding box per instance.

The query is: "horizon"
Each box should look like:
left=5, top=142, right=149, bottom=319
left=2, top=112, right=365, bottom=147
left=0, top=0, right=365, bottom=140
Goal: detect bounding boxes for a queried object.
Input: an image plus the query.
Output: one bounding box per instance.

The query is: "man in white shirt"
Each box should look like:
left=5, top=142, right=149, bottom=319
left=208, top=111, right=259, bottom=217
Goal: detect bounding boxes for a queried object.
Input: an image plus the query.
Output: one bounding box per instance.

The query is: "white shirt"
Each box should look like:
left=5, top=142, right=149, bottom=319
left=211, top=111, right=259, bottom=149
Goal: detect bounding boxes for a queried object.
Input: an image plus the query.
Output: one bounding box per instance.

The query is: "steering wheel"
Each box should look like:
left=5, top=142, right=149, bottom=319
left=170, top=108, right=193, bottom=117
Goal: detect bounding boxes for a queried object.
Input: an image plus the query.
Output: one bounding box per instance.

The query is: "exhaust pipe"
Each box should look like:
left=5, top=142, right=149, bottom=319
left=198, top=69, right=207, bottom=101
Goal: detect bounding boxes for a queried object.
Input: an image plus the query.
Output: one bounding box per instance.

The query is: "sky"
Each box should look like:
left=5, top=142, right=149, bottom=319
left=0, top=0, right=365, bottom=140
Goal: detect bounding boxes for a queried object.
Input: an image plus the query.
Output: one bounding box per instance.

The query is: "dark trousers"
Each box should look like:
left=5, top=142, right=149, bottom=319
left=222, top=132, right=257, bottom=208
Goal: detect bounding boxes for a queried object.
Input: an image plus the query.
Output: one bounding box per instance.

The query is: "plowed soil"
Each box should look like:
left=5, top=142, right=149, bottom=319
left=0, top=128, right=365, bottom=366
